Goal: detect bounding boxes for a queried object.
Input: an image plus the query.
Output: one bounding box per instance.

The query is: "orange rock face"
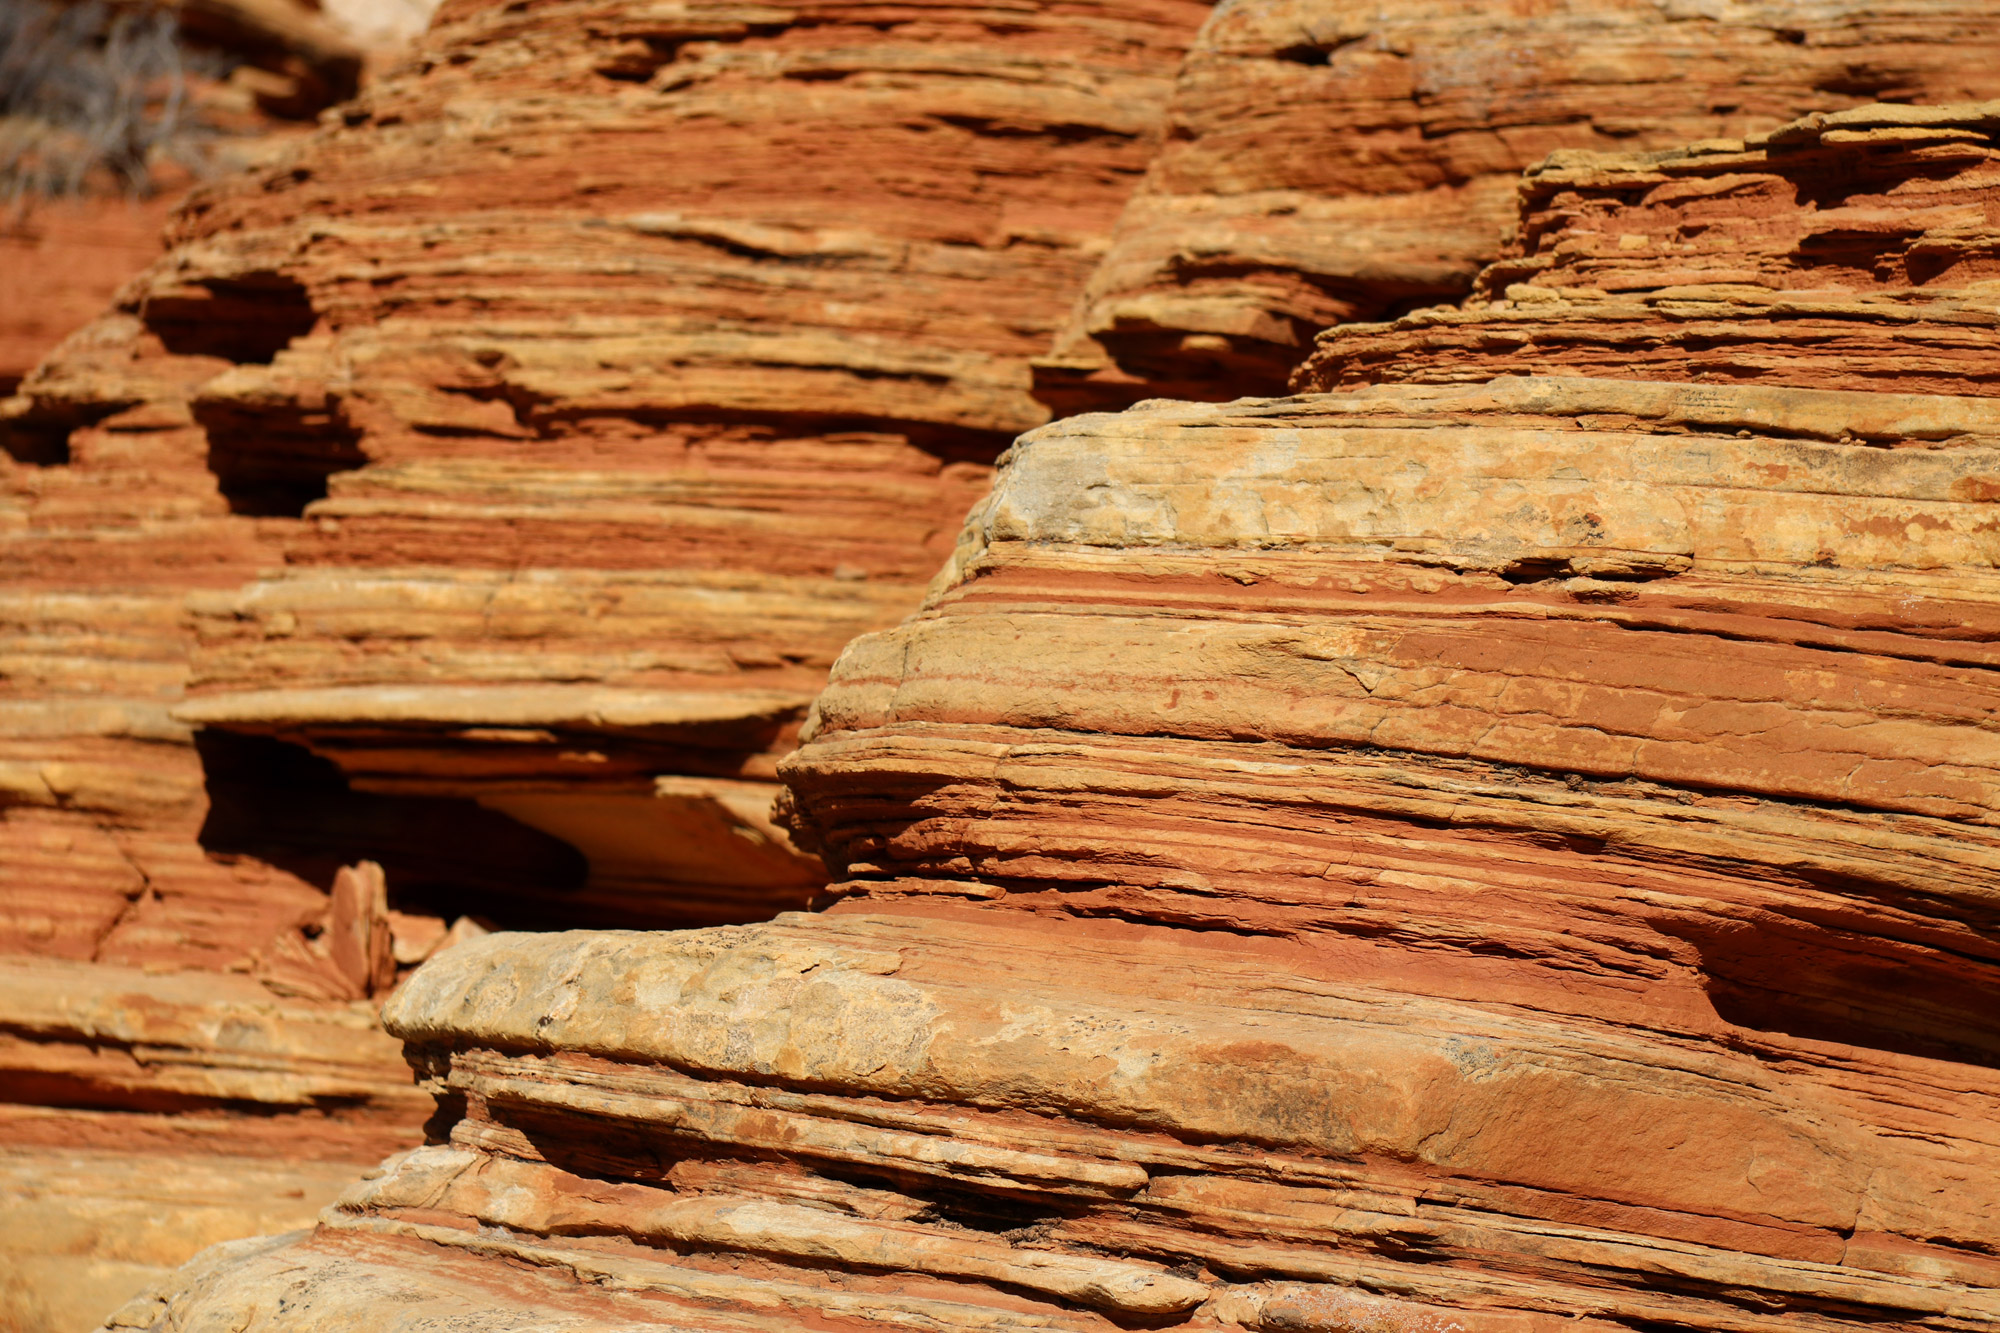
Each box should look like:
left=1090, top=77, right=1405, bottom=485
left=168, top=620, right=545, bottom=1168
left=90, top=0, right=1204, bottom=927
left=18, top=0, right=2000, bottom=1328
left=0, top=0, right=1207, bottom=1324
left=1297, top=102, right=2000, bottom=395
left=0, top=195, right=175, bottom=396
left=108, top=102, right=2000, bottom=1333
left=1034, top=0, right=2000, bottom=413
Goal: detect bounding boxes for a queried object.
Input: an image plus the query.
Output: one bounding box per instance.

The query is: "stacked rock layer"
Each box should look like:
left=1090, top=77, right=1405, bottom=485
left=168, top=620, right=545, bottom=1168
left=0, top=0, right=1208, bottom=1324
left=0, top=304, right=428, bottom=1330
left=1296, top=101, right=2000, bottom=395
left=112, top=105, right=2000, bottom=1333
left=1034, top=0, right=2000, bottom=413
left=10, top=0, right=1209, bottom=933
left=0, top=0, right=415, bottom=393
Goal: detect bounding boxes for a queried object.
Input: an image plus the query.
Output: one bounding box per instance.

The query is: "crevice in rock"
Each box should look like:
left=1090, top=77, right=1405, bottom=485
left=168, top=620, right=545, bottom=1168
left=1494, top=557, right=1572, bottom=586
left=1272, top=44, right=1331, bottom=66
left=141, top=271, right=318, bottom=363
left=193, top=392, right=364, bottom=516
left=932, top=115, right=1140, bottom=144
left=1810, top=65, right=1923, bottom=101
left=1687, top=919, right=2000, bottom=1069
left=419, top=1091, right=467, bottom=1145
left=0, top=420, right=71, bottom=465
left=194, top=729, right=590, bottom=926
left=535, top=407, right=1018, bottom=469
left=0, top=398, right=121, bottom=465
left=591, top=36, right=683, bottom=81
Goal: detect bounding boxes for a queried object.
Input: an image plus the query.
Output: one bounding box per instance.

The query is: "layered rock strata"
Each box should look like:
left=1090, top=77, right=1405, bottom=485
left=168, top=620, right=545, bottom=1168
left=1296, top=101, right=2000, bottom=395
left=113, top=106, right=2000, bottom=1332
left=2, top=1, right=1207, bottom=1324
left=7, top=0, right=1210, bottom=931
left=1034, top=0, right=2000, bottom=414
left=0, top=376, right=433, bottom=1327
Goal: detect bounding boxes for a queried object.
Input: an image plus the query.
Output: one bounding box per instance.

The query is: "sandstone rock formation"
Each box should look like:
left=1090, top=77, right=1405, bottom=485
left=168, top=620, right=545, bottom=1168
left=0, top=360, right=429, bottom=1328
left=1, top=1, right=1207, bottom=1324
left=0, top=0, right=394, bottom=394
left=1296, top=100, right=2000, bottom=395
left=1034, top=0, right=2000, bottom=414
left=8, top=0, right=1211, bottom=929
left=108, top=103, right=2000, bottom=1333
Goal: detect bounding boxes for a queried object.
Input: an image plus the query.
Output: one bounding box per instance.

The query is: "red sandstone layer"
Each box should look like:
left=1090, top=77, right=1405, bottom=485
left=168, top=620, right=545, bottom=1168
left=1033, top=0, right=2000, bottom=414
left=103, top=99, right=2000, bottom=1333
left=0, top=1, right=1208, bottom=1323
left=1297, top=103, right=2000, bottom=395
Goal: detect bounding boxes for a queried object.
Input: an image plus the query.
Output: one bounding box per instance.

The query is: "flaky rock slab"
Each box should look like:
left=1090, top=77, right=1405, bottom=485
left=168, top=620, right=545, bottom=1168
left=1037, top=0, right=2000, bottom=412
left=1298, top=103, right=2000, bottom=395
left=116, top=370, right=2000, bottom=1330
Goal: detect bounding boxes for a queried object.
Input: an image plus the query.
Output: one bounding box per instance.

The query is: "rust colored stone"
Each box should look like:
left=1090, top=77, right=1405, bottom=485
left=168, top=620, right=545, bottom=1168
left=1034, top=0, right=2000, bottom=414
left=1296, top=102, right=2000, bottom=395
left=0, top=1, right=1207, bottom=1324
left=0, top=0, right=1213, bottom=931
left=327, top=860, right=396, bottom=998
left=110, top=104, right=2000, bottom=1333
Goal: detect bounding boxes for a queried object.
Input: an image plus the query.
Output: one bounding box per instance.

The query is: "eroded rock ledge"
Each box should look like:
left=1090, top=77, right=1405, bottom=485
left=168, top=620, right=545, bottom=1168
left=112, top=909, right=2000, bottom=1330
left=0, top=0, right=1207, bottom=1321
left=1034, top=0, right=2000, bottom=413
left=1295, top=103, right=2000, bottom=395
left=107, top=105, right=2000, bottom=1333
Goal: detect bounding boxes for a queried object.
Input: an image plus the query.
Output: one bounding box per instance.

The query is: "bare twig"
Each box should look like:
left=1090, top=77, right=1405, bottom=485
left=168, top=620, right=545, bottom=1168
left=0, top=0, right=229, bottom=200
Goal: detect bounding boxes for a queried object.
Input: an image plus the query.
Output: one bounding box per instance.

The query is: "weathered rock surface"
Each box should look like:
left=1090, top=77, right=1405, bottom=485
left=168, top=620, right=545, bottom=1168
left=5, top=0, right=1209, bottom=929
left=1035, top=0, right=2000, bottom=414
left=1297, top=101, right=2000, bottom=395
left=1, top=1, right=1206, bottom=1324
left=113, top=106, right=2000, bottom=1332
left=111, top=899, right=2000, bottom=1330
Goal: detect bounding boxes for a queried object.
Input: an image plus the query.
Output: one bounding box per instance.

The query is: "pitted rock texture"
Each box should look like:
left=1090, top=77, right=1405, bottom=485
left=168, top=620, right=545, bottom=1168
left=1033, top=0, right=2000, bottom=415
left=1296, top=102, right=2000, bottom=395
left=114, top=111, right=2000, bottom=1333
left=106, top=912, right=2000, bottom=1332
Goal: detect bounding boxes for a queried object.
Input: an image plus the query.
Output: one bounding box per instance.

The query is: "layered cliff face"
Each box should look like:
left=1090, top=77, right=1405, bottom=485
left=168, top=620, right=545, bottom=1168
left=0, top=312, right=427, bottom=1333
left=1296, top=101, right=2000, bottom=394
left=0, top=0, right=406, bottom=393
left=111, top=104, right=2000, bottom=1333
left=0, top=33, right=459, bottom=1300
left=1, top=2, right=1207, bottom=1325
left=6, top=0, right=1211, bottom=930
left=1033, top=0, right=2000, bottom=415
